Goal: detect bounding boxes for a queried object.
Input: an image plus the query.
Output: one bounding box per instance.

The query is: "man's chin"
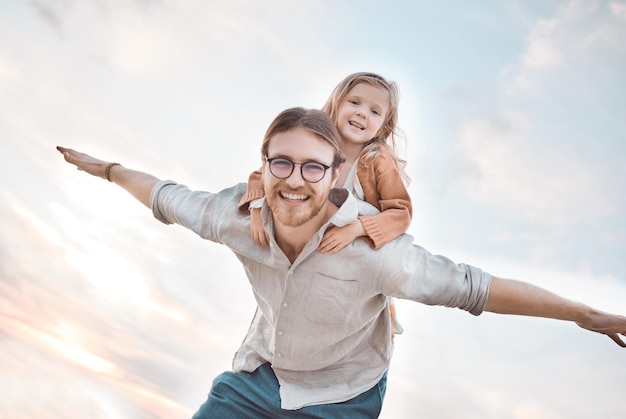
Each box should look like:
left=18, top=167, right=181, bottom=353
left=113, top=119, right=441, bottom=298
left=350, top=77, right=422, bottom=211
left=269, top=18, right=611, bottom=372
left=273, top=210, right=311, bottom=228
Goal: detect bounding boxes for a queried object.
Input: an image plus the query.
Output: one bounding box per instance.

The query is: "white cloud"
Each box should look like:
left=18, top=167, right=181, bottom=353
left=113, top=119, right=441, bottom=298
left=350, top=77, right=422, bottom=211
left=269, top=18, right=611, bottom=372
left=522, top=21, right=564, bottom=70
left=506, top=0, right=626, bottom=92
left=457, top=110, right=614, bottom=226
left=455, top=0, right=623, bottom=228
left=609, top=0, right=626, bottom=19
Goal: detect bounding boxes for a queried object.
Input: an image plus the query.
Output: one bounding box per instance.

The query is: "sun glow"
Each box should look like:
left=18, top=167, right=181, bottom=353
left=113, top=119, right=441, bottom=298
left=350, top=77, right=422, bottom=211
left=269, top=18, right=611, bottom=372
left=43, top=331, right=117, bottom=374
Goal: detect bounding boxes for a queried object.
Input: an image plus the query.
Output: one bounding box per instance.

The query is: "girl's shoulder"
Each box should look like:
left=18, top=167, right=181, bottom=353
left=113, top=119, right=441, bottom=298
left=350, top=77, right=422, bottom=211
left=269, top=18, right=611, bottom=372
left=359, top=142, right=404, bottom=178
left=369, top=145, right=396, bottom=168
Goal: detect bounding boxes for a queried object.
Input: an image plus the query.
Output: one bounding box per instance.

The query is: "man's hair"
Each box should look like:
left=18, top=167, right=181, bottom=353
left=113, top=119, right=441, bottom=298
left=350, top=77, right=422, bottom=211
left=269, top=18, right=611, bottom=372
left=262, top=107, right=346, bottom=168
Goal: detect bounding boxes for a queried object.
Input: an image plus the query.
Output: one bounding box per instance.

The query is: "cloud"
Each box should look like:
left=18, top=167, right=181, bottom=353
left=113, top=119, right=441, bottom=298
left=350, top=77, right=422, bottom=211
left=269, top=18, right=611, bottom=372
left=609, top=0, right=626, bottom=18
left=456, top=110, right=615, bottom=226
left=27, top=0, right=67, bottom=32
left=451, top=0, right=624, bottom=229
left=506, top=0, right=626, bottom=92
left=0, top=188, right=251, bottom=417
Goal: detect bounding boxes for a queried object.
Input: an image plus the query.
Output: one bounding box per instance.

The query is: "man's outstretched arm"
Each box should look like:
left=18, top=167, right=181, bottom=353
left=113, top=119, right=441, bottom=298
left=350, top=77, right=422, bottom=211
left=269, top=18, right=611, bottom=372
left=57, top=146, right=158, bottom=208
left=485, top=276, right=626, bottom=347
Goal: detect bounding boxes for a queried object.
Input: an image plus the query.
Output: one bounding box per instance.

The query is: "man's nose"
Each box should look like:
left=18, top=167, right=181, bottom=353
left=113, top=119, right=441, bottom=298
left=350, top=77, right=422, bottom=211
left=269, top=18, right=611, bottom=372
left=285, top=165, right=306, bottom=187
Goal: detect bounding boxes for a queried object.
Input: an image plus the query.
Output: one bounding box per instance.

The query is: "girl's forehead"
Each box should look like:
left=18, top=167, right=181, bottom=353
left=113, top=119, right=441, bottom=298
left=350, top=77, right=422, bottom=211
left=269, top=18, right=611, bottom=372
left=346, top=83, right=390, bottom=105
left=348, top=81, right=387, bottom=94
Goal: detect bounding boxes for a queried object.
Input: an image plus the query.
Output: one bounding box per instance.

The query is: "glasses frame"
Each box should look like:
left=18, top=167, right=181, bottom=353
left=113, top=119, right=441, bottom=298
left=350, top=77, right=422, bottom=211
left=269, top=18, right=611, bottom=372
left=265, top=156, right=332, bottom=183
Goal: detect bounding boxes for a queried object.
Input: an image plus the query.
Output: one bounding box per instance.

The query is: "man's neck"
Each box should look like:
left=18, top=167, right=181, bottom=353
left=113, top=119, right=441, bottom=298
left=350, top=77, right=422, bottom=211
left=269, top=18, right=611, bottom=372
left=273, top=203, right=339, bottom=263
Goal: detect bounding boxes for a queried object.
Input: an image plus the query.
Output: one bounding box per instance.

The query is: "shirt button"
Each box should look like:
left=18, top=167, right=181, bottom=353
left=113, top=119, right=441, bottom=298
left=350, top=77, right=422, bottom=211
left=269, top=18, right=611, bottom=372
left=282, top=302, right=288, bottom=308
left=277, top=353, right=282, bottom=358
left=278, top=331, right=283, bottom=336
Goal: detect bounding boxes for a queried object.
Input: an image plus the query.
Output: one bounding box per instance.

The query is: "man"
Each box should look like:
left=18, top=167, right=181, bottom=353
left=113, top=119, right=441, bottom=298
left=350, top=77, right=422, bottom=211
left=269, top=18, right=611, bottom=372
left=57, top=107, right=626, bottom=418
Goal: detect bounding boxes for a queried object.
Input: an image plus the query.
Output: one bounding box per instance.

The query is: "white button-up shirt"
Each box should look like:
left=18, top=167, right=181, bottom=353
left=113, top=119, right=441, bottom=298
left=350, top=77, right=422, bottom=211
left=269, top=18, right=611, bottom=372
left=151, top=181, right=492, bottom=410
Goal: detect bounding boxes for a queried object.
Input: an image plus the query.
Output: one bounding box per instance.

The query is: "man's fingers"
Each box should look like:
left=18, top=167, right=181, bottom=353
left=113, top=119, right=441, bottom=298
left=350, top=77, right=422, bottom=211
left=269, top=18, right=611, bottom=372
left=56, top=146, right=73, bottom=157
left=56, top=146, right=75, bottom=163
left=608, top=334, right=626, bottom=348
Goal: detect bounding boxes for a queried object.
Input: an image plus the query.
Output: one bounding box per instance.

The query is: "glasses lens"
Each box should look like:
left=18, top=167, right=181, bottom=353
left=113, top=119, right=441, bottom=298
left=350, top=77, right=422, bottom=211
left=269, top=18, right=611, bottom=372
left=269, top=159, right=293, bottom=178
left=301, top=162, right=327, bottom=182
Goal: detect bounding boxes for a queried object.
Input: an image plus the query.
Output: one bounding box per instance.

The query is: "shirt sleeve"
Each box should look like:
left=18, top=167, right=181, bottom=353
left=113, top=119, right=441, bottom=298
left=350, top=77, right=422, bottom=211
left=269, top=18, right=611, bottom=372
left=151, top=180, right=247, bottom=242
left=380, top=236, right=492, bottom=316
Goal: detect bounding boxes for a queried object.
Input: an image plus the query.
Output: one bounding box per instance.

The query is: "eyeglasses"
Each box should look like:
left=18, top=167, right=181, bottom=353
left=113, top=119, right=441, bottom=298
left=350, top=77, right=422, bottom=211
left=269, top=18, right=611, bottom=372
left=265, top=156, right=332, bottom=183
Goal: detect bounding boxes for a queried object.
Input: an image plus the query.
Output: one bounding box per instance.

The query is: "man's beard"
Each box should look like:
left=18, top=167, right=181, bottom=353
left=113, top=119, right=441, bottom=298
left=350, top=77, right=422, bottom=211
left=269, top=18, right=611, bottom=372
left=266, top=187, right=327, bottom=228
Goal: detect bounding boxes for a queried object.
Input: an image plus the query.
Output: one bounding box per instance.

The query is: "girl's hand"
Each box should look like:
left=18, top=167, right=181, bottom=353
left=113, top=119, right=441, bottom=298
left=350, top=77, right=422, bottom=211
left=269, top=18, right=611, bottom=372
left=250, top=207, right=269, bottom=246
left=318, top=222, right=365, bottom=254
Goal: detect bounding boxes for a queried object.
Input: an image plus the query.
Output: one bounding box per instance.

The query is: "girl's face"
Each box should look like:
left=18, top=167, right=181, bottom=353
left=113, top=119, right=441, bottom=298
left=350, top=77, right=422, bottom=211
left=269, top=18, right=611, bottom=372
left=335, top=82, right=390, bottom=148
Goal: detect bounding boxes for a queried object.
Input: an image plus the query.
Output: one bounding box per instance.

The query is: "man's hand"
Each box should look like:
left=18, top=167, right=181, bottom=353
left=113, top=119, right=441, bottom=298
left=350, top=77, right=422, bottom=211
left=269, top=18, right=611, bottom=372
left=57, top=146, right=158, bottom=208
left=57, top=146, right=111, bottom=179
left=576, top=310, right=626, bottom=347
left=486, top=277, right=626, bottom=348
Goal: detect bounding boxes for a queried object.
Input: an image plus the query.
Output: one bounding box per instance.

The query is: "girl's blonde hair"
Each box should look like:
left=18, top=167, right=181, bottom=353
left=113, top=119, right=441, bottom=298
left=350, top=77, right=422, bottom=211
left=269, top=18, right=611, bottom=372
left=322, top=72, right=409, bottom=185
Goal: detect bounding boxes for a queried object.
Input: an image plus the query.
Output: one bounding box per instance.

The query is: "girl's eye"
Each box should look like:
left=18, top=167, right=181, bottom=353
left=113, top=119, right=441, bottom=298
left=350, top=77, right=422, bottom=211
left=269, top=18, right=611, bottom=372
left=349, top=100, right=358, bottom=105
left=372, top=109, right=380, bottom=115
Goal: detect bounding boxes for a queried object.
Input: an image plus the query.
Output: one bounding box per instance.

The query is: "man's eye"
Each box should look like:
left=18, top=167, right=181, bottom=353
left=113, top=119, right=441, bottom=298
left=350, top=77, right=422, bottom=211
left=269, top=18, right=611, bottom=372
left=304, top=163, right=324, bottom=172
left=271, top=159, right=293, bottom=170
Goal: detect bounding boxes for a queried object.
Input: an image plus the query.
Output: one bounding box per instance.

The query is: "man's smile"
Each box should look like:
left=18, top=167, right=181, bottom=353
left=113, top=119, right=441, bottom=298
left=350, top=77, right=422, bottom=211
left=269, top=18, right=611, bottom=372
left=280, top=191, right=309, bottom=202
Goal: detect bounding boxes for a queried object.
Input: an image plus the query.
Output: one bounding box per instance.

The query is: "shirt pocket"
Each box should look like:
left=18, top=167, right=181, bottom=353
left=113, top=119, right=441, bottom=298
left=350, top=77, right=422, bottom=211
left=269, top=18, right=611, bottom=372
left=304, top=273, right=359, bottom=325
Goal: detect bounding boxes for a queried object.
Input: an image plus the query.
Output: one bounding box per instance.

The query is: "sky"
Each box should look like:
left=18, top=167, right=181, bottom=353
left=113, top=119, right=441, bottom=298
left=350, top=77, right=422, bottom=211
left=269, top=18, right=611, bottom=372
left=1, top=0, right=625, bottom=418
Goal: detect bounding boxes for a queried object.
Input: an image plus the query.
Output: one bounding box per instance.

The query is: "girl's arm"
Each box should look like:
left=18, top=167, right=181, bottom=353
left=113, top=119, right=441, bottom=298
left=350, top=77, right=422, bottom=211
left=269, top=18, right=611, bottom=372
left=237, top=169, right=265, bottom=213
left=238, top=168, right=270, bottom=246
left=358, top=151, right=412, bottom=249
left=318, top=152, right=411, bottom=253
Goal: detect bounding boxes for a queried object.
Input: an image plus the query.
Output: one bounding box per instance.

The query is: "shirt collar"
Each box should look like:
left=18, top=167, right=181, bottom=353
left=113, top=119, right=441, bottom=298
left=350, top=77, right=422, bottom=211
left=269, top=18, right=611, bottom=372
left=327, top=188, right=359, bottom=227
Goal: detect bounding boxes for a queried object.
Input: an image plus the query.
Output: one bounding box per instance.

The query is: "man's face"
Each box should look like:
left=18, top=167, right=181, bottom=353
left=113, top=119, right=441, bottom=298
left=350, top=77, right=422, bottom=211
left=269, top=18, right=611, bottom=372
left=264, top=127, right=338, bottom=228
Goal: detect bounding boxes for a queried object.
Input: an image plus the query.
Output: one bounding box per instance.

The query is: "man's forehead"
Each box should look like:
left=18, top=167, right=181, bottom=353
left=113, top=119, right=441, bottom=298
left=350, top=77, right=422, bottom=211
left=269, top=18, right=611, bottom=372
left=267, top=127, right=334, bottom=161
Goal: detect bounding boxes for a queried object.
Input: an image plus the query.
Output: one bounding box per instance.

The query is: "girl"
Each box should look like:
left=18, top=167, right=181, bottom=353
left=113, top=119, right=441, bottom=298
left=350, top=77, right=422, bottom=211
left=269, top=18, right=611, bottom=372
left=239, top=72, right=412, bottom=334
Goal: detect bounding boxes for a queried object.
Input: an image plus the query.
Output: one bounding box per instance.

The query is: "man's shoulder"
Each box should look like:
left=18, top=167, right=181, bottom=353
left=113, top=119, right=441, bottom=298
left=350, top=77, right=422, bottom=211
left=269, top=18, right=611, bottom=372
left=153, top=180, right=248, bottom=212
left=348, top=232, right=416, bottom=258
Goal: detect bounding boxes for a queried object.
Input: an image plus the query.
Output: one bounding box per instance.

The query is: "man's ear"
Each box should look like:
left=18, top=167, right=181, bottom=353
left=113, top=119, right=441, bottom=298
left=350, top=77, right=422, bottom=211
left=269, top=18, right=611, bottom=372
left=330, top=163, right=344, bottom=188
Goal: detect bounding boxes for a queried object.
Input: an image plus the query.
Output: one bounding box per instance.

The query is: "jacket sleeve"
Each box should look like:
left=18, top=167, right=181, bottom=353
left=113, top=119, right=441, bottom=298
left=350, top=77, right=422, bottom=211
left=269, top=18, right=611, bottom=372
left=237, top=168, right=265, bottom=213
left=358, top=151, right=413, bottom=249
